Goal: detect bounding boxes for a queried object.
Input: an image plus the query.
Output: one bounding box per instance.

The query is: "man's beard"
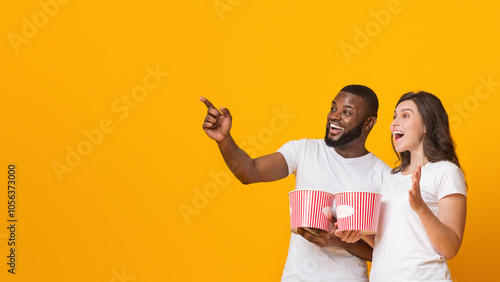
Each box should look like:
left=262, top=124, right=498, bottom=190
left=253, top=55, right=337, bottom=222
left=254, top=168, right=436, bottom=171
left=324, top=121, right=364, bottom=148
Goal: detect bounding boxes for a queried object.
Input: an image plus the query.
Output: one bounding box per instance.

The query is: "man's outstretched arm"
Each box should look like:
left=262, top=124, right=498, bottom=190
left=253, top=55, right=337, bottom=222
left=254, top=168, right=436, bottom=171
left=200, top=97, right=288, bottom=184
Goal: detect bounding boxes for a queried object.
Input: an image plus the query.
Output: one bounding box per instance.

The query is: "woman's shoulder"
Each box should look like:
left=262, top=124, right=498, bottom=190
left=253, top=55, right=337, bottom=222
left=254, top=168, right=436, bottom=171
left=426, top=161, right=466, bottom=188
left=426, top=161, right=467, bottom=196
left=426, top=160, right=463, bottom=175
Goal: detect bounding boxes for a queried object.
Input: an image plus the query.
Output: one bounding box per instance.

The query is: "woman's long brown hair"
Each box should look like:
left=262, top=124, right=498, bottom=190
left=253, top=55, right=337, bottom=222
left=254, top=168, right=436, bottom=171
left=391, top=91, right=464, bottom=175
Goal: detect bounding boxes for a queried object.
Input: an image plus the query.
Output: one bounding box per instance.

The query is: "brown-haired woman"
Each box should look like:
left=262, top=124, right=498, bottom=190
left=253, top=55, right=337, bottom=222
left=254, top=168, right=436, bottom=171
left=337, top=91, right=467, bottom=281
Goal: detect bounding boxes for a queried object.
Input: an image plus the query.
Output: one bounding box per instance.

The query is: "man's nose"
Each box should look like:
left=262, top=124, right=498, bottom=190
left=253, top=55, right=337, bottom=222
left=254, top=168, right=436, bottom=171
left=330, top=111, right=341, bottom=121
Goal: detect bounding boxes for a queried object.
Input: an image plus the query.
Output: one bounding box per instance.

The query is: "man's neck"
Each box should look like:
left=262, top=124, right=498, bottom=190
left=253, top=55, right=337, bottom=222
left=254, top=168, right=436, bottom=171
left=333, top=141, right=369, bottom=158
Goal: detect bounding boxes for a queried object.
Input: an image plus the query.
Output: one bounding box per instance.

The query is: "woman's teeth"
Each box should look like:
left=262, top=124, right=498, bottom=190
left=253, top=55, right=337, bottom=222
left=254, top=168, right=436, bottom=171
left=393, top=131, right=404, bottom=140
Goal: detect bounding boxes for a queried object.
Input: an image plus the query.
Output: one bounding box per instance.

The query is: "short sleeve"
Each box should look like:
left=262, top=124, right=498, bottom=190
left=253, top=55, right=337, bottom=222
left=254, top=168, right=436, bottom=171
left=377, top=162, right=393, bottom=188
left=277, top=139, right=304, bottom=176
left=435, top=162, right=467, bottom=200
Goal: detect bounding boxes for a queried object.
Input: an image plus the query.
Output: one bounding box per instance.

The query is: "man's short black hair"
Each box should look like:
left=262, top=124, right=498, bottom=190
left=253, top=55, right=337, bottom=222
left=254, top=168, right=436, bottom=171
left=340, top=84, right=379, bottom=118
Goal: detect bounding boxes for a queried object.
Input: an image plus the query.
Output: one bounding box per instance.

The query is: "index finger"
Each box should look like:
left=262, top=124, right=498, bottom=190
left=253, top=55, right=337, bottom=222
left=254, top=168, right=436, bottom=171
left=412, top=165, right=421, bottom=181
left=298, top=228, right=325, bottom=245
left=200, top=96, right=216, bottom=109
left=346, top=230, right=361, bottom=241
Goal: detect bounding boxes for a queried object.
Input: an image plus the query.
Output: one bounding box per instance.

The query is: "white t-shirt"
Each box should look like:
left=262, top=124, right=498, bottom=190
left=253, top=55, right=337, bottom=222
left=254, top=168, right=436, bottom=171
left=370, top=161, right=467, bottom=282
left=277, top=139, right=390, bottom=282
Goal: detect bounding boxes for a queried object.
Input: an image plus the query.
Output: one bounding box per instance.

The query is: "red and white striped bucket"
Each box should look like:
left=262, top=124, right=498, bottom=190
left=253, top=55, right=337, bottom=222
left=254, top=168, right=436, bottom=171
left=289, top=189, right=334, bottom=234
left=334, top=192, right=382, bottom=235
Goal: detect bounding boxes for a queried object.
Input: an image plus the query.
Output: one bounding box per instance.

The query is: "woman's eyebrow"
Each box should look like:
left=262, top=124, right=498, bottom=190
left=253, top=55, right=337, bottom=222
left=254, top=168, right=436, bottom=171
left=396, top=108, right=414, bottom=113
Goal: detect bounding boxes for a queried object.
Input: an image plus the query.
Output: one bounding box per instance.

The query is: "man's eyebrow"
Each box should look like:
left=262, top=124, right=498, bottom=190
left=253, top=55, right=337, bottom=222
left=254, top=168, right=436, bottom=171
left=332, top=101, right=354, bottom=110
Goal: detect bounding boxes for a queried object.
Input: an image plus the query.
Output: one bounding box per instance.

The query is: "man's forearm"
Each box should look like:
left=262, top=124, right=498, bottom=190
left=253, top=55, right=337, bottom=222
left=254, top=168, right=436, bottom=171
left=217, top=135, right=258, bottom=184
left=325, top=239, right=373, bottom=262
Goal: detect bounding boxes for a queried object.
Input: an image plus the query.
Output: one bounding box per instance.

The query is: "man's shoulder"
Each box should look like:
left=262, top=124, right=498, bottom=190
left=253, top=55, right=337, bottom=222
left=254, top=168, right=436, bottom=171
left=366, top=153, right=392, bottom=172
left=282, top=138, right=325, bottom=148
left=278, top=139, right=328, bottom=161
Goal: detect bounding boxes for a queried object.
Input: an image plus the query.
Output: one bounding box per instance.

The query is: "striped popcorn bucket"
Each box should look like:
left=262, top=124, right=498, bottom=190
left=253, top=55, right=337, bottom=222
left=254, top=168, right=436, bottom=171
left=288, top=189, right=334, bottom=234
left=334, top=192, right=382, bottom=235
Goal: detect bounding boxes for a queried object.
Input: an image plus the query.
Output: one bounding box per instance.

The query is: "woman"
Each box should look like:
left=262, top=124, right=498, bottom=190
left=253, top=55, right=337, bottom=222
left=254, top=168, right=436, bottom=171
left=337, top=91, right=467, bottom=281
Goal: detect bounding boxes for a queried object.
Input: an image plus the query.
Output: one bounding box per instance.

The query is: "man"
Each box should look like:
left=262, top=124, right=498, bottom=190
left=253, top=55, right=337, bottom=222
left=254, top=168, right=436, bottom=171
left=200, top=85, right=390, bottom=281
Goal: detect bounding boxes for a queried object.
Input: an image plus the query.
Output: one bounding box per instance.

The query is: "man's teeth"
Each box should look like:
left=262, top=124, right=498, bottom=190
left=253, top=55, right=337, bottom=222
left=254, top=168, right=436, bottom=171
left=330, top=124, right=344, bottom=130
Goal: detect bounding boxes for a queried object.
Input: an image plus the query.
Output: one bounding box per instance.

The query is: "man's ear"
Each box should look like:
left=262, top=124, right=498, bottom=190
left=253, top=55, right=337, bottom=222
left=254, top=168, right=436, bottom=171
left=365, top=117, right=377, bottom=130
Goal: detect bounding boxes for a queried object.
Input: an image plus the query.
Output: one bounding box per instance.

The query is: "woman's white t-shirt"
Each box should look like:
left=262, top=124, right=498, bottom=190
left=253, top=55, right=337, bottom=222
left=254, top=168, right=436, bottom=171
left=370, top=161, right=467, bottom=282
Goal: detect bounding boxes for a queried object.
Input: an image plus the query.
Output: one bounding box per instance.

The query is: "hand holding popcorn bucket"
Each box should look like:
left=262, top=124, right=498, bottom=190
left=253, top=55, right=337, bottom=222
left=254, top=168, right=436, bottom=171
left=334, top=191, right=382, bottom=235
left=288, top=189, right=335, bottom=235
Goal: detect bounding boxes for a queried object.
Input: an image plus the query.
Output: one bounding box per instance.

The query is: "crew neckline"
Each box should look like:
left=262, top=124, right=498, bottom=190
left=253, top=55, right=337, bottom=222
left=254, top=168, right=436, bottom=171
left=399, top=161, right=432, bottom=177
left=327, top=145, right=373, bottom=162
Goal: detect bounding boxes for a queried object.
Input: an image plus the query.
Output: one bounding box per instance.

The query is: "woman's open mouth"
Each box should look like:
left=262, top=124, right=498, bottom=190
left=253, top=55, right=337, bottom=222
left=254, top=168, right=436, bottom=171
left=393, top=130, right=404, bottom=141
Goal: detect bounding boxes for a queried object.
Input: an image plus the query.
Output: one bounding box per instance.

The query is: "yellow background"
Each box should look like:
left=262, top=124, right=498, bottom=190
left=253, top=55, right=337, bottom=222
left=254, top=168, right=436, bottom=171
left=1, top=0, right=499, bottom=281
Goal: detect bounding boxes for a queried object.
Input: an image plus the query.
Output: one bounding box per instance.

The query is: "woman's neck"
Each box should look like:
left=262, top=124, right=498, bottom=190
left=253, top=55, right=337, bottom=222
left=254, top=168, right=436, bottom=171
left=402, top=149, right=428, bottom=175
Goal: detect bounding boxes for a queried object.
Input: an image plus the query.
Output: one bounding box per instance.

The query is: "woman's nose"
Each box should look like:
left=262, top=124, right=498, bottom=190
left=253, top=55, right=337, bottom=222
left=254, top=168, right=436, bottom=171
left=390, top=119, right=399, bottom=129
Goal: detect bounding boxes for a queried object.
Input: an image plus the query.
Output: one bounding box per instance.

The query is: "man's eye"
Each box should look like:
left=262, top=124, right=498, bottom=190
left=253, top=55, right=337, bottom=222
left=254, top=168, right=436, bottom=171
left=343, top=111, right=351, bottom=115
left=331, top=107, right=336, bottom=111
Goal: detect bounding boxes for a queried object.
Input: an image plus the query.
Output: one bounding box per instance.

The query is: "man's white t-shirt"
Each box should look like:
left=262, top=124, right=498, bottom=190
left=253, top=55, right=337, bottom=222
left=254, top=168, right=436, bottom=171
left=370, top=161, right=467, bottom=282
left=277, top=139, right=390, bottom=282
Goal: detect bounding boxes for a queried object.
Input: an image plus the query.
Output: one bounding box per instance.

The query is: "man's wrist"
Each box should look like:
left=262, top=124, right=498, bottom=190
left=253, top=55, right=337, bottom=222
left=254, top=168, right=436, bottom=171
left=216, top=134, right=232, bottom=146
left=324, top=234, right=342, bottom=248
